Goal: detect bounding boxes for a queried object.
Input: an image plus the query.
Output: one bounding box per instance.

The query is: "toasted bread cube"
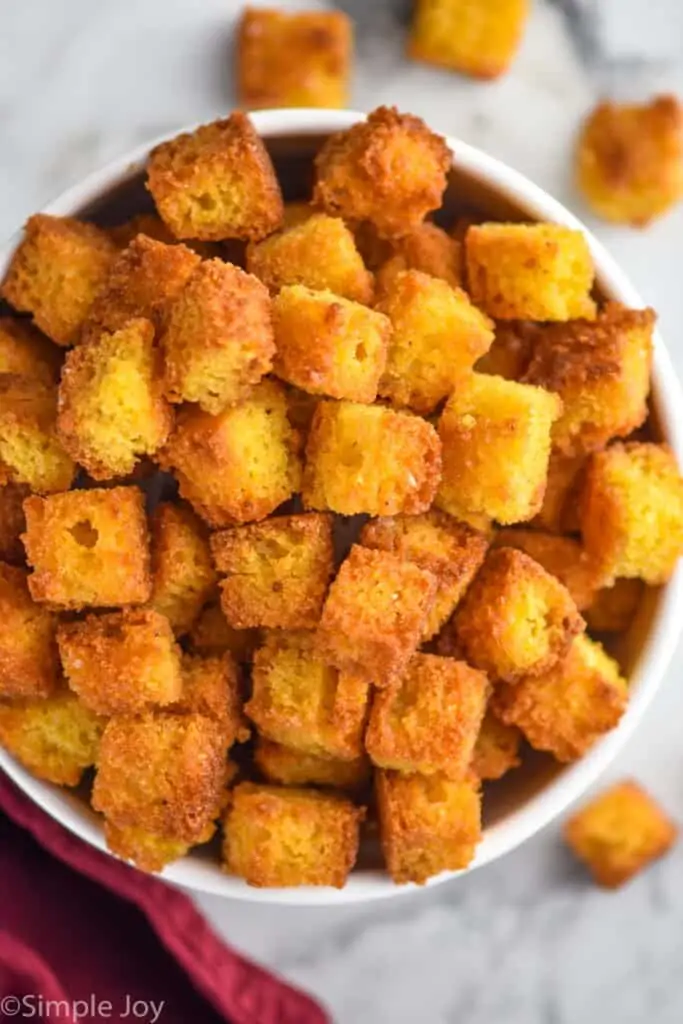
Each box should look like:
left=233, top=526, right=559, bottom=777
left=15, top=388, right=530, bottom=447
left=316, top=545, right=437, bottom=686
left=584, top=578, right=644, bottom=634
left=109, top=214, right=178, bottom=248
left=579, top=442, right=683, bottom=585
left=246, top=630, right=369, bottom=758
left=160, top=379, right=302, bottom=527
left=272, top=285, right=390, bottom=403
left=0, top=562, right=58, bottom=699
left=408, top=0, right=530, bottom=79
left=303, top=400, right=441, bottom=516
left=223, top=782, right=362, bottom=887
left=23, top=486, right=151, bottom=610
left=254, top=738, right=371, bottom=792
left=475, top=321, right=538, bottom=380
left=360, top=510, right=489, bottom=640
left=366, top=655, right=488, bottom=779
left=0, top=378, right=76, bottom=493
left=531, top=450, right=586, bottom=533
left=494, top=529, right=601, bottom=610
left=471, top=710, right=521, bottom=781
left=189, top=600, right=260, bottom=663
left=212, top=513, right=334, bottom=630
left=314, top=107, right=451, bottom=239
left=376, top=771, right=481, bottom=884
left=162, top=260, right=274, bottom=414
left=375, top=223, right=462, bottom=293
left=466, top=223, right=596, bottom=321
left=0, top=317, right=61, bottom=385
left=247, top=213, right=373, bottom=303
left=104, top=822, right=194, bottom=873
left=57, top=318, right=172, bottom=480
left=436, top=373, right=562, bottom=524
left=57, top=608, right=182, bottom=716
left=564, top=781, right=677, bottom=888
left=237, top=8, right=352, bottom=110
left=93, top=711, right=228, bottom=841
left=494, top=635, right=627, bottom=761
left=0, top=692, right=105, bottom=785
left=454, top=547, right=584, bottom=682
left=175, top=652, right=249, bottom=748
left=148, top=502, right=216, bottom=635
left=376, top=270, right=494, bottom=414
left=576, top=96, right=683, bottom=227
left=0, top=484, right=28, bottom=565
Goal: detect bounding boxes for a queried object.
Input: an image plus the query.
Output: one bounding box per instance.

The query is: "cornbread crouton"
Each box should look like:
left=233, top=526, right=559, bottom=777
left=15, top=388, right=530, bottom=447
left=57, top=318, right=172, bottom=480
left=579, top=442, right=683, bottom=585
left=160, top=379, right=302, bottom=527
left=366, top=654, right=488, bottom=779
left=360, top=510, right=489, bottom=640
left=0, top=562, right=58, bottom=699
left=314, top=107, right=451, bottom=238
left=494, top=635, right=627, bottom=762
left=247, top=213, right=373, bottom=303
left=175, top=652, right=249, bottom=748
left=564, top=780, right=677, bottom=888
left=303, top=400, right=441, bottom=516
left=0, top=691, right=105, bottom=785
left=375, top=223, right=462, bottom=293
left=93, top=711, right=228, bottom=841
left=284, top=384, right=320, bottom=440
left=408, top=0, right=530, bottom=80
left=0, top=484, right=28, bottom=564
left=189, top=600, right=260, bottom=663
left=493, top=529, right=601, bottom=610
left=466, top=223, right=596, bottom=321
left=471, top=710, right=521, bottom=781
left=584, top=578, right=644, bottom=634
left=376, top=771, right=481, bottom=884
left=454, top=547, right=584, bottom=682
left=272, top=285, right=390, bottom=403
left=0, top=317, right=61, bottom=385
left=376, top=269, right=494, bottom=414
left=523, top=304, right=654, bottom=456
left=223, top=782, right=362, bottom=887
left=436, top=373, right=562, bottom=524
left=531, top=450, right=586, bottom=533
left=254, top=738, right=371, bottom=792
left=22, top=486, right=151, bottom=609
left=282, top=202, right=315, bottom=229
left=316, top=545, right=437, bottom=686
left=237, top=8, right=352, bottom=110
left=57, top=608, right=182, bottom=716
left=108, top=214, right=177, bottom=248
left=576, top=95, right=683, bottom=227
left=246, top=630, right=369, bottom=758
left=104, top=822, right=194, bottom=873
left=146, top=113, right=283, bottom=242
left=162, top=260, right=274, bottom=413
left=212, top=513, right=334, bottom=630
left=0, top=378, right=76, bottom=493
left=475, top=321, right=538, bottom=380
left=1, top=214, right=117, bottom=345
left=148, top=502, right=216, bottom=635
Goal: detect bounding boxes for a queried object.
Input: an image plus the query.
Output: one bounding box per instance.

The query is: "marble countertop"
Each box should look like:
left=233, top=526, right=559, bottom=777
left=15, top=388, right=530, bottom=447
left=4, top=2, right=683, bottom=1021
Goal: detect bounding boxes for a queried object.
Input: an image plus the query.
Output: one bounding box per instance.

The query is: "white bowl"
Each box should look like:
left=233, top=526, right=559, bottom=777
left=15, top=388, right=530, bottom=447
left=2, top=108, right=683, bottom=905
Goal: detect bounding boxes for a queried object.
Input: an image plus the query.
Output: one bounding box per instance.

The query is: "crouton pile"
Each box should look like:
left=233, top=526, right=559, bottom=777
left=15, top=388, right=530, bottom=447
left=1, top=106, right=682, bottom=889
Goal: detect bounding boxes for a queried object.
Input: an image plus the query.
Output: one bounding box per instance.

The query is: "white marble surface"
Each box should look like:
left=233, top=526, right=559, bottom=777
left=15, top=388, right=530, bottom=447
left=4, top=2, right=683, bottom=1021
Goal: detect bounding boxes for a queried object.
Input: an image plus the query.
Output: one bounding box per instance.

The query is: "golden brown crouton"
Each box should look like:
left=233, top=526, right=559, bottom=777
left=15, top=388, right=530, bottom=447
left=0, top=691, right=105, bottom=785
left=576, top=95, right=683, bottom=227
left=375, top=223, right=462, bottom=293
left=23, top=486, right=151, bottom=610
left=104, top=822, right=194, bottom=873
left=436, top=373, right=562, bottom=524
left=531, top=450, right=587, bottom=533
left=360, top=510, right=489, bottom=640
left=1, top=215, right=117, bottom=345
left=175, top=652, right=249, bottom=748
left=314, top=107, right=451, bottom=239
left=223, top=782, right=362, bottom=887
left=0, top=317, right=61, bottom=385
left=584, top=578, right=644, bottom=634
left=237, top=8, right=352, bottom=110
left=564, top=780, right=677, bottom=888
left=454, top=547, right=584, bottom=682
left=147, top=113, right=284, bottom=242
left=247, top=213, right=373, bottom=303
left=494, top=634, right=627, bottom=762
left=365, top=654, right=488, bottom=779
left=57, top=318, right=173, bottom=480
left=93, top=711, right=228, bottom=841
left=272, top=285, right=391, bottom=403
left=579, top=442, right=683, bottom=585
left=376, top=771, right=481, bottom=884
left=376, top=270, right=494, bottom=414
left=0, top=484, right=28, bottom=565
left=211, top=513, right=334, bottom=630
left=0, top=562, right=58, bottom=699
left=493, top=528, right=601, bottom=610
left=471, top=710, right=521, bottom=781
left=246, top=630, right=369, bottom=759
left=188, top=600, right=260, bottom=663
left=148, top=502, right=216, bottom=635
left=466, top=223, right=596, bottom=321
left=254, top=738, right=371, bottom=792
left=408, top=0, right=530, bottom=79
left=0, top=377, right=76, bottom=494
left=474, top=321, right=538, bottom=381
left=57, top=608, right=182, bottom=716
left=160, top=379, right=302, bottom=527
left=108, top=214, right=178, bottom=248
left=303, top=400, right=441, bottom=516
left=316, top=545, right=437, bottom=686
left=162, top=260, right=274, bottom=414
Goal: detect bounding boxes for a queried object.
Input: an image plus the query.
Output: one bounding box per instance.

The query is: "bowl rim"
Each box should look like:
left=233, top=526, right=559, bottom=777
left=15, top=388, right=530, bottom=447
left=2, top=106, right=683, bottom=906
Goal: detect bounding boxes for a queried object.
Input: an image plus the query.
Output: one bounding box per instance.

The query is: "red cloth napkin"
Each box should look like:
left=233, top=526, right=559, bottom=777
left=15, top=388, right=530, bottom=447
left=0, top=773, right=328, bottom=1024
